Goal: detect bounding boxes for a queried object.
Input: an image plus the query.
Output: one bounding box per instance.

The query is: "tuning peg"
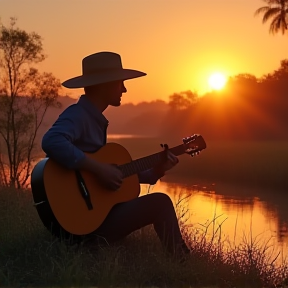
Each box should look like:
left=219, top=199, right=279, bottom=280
left=182, top=135, right=196, bottom=144
left=189, top=151, right=201, bottom=157
left=160, top=143, right=169, bottom=149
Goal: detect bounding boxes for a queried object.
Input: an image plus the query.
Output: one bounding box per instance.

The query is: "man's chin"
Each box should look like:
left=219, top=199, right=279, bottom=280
left=111, top=102, right=121, bottom=107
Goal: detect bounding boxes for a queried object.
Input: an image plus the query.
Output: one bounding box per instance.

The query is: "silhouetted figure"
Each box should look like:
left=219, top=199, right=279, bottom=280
left=39, top=51, right=190, bottom=258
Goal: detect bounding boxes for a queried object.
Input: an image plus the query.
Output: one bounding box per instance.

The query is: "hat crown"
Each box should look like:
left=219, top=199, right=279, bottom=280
left=62, top=51, right=146, bottom=89
left=82, top=52, right=123, bottom=75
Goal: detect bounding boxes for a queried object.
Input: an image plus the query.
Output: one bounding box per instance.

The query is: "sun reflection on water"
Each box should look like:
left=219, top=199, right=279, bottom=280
left=140, top=180, right=288, bottom=265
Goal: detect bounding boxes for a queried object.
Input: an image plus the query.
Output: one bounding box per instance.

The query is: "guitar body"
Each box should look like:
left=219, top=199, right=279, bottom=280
left=31, top=143, right=140, bottom=236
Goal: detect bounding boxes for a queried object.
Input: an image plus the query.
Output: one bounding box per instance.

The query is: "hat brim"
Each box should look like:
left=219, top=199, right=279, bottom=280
left=62, top=69, right=146, bottom=89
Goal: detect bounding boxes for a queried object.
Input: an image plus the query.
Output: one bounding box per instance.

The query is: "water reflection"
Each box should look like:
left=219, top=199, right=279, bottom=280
left=140, top=180, right=288, bottom=262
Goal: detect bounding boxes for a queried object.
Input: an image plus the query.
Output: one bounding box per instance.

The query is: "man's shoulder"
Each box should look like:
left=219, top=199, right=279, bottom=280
left=59, top=102, right=86, bottom=118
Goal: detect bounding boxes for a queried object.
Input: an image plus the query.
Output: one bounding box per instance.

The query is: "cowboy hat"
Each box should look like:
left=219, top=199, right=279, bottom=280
left=62, top=51, right=146, bottom=88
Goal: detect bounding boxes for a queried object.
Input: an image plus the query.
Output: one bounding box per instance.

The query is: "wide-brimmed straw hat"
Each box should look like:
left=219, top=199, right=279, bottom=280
left=62, top=51, right=146, bottom=88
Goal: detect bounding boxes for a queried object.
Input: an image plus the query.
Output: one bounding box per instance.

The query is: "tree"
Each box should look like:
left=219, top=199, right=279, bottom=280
left=260, top=59, right=288, bottom=82
left=0, top=18, right=61, bottom=188
left=168, top=90, right=198, bottom=110
left=271, top=59, right=288, bottom=79
left=254, top=0, right=288, bottom=35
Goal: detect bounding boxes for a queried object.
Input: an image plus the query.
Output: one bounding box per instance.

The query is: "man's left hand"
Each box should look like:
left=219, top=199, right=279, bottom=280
left=153, top=148, right=179, bottom=178
left=161, top=150, right=179, bottom=171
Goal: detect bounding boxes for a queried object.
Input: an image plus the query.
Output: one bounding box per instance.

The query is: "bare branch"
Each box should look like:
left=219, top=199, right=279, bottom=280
left=0, top=18, right=61, bottom=188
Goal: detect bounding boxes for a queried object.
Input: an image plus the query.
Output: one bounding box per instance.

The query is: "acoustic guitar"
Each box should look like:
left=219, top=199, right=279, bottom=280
left=31, top=134, right=206, bottom=236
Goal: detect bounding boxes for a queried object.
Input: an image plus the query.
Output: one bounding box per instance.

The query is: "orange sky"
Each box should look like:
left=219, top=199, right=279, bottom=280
left=1, top=0, right=287, bottom=104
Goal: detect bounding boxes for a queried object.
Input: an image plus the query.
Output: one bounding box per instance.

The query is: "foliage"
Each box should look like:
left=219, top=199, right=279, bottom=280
left=261, top=59, right=288, bottom=81
left=254, top=0, right=288, bottom=35
left=0, top=18, right=61, bottom=188
left=168, top=90, right=198, bottom=110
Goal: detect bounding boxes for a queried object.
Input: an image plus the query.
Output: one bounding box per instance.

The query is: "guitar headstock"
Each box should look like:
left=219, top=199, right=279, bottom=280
left=183, top=134, right=207, bottom=157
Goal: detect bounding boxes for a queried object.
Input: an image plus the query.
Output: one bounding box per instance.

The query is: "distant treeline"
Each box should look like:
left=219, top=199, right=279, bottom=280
left=45, top=59, right=288, bottom=142
left=161, top=59, right=288, bottom=141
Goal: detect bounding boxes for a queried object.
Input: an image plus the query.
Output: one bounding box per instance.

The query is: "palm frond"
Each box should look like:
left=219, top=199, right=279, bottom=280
left=254, top=6, right=270, bottom=17
left=254, top=0, right=288, bottom=35
left=269, top=0, right=286, bottom=4
left=262, top=7, right=282, bottom=23
left=269, top=15, right=287, bottom=33
left=261, top=0, right=278, bottom=4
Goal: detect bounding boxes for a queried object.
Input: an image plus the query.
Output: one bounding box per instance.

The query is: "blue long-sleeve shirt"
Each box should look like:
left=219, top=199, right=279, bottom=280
left=42, top=95, right=162, bottom=185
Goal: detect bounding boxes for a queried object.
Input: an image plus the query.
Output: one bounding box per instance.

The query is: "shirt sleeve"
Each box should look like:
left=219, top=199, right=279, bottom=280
left=41, top=105, right=86, bottom=169
left=138, top=168, right=165, bottom=185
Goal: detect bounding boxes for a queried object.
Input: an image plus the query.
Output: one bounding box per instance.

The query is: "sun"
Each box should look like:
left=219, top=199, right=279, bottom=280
left=208, top=72, right=227, bottom=90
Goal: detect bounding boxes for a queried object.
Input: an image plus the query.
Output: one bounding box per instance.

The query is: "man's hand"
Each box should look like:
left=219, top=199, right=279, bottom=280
left=160, top=150, right=179, bottom=171
left=153, top=145, right=179, bottom=177
left=96, top=162, right=123, bottom=190
left=77, top=156, right=123, bottom=190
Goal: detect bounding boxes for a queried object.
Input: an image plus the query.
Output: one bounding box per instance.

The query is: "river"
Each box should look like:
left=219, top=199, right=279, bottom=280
left=108, top=134, right=288, bottom=263
left=139, top=178, right=288, bottom=265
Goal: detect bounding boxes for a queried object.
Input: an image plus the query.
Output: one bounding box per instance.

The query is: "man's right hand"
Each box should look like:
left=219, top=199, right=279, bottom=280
left=78, top=156, right=123, bottom=191
left=96, top=162, right=123, bottom=191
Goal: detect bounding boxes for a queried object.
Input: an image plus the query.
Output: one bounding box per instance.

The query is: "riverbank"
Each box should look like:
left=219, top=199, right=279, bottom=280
left=0, top=186, right=287, bottom=287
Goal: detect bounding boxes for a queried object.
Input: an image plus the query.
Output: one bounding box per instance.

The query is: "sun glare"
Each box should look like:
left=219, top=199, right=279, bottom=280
left=208, top=72, right=227, bottom=90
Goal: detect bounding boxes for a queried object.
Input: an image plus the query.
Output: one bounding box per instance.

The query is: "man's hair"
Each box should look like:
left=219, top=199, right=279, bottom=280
left=84, top=85, right=93, bottom=94
left=84, top=81, right=121, bottom=94
left=84, top=84, right=103, bottom=94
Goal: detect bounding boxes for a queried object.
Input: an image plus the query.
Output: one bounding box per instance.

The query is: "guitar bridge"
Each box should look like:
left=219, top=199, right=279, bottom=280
left=33, top=201, right=46, bottom=206
left=75, top=170, right=93, bottom=210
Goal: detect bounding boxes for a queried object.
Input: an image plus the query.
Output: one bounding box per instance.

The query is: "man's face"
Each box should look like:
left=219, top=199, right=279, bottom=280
left=105, top=80, right=127, bottom=107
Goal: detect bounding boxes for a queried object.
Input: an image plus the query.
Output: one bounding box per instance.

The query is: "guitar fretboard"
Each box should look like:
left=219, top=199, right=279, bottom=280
left=118, top=144, right=186, bottom=178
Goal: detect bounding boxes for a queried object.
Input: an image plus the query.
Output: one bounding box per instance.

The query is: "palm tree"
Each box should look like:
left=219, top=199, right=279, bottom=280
left=254, top=0, right=288, bottom=35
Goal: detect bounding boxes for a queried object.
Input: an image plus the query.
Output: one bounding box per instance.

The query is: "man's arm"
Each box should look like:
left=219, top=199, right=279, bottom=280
left=138, top=150, right=179, bottom=185
left=138, top=168, right=165, bottom=185
left=42, top=106, right=123, bottom=190
left=41, top=106, right=86, bottom=169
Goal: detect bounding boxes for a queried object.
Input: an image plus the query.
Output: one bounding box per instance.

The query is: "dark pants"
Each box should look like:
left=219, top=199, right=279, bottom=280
left=89, top=192, right=189, bottom=255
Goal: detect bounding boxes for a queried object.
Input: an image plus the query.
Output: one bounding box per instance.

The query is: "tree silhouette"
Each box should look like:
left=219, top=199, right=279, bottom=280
left=254, top=0, right=288, bottom=35
left=168, top=90, right=198, bottom=110
left=0, top=18, right=61, bottom=188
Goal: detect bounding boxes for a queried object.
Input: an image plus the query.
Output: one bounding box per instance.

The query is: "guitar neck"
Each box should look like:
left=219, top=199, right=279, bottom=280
left=118, top=144, right=186, bottom=178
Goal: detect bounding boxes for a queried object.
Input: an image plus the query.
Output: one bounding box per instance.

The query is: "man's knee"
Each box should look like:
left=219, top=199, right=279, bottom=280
left=152, top=192, right=174, bottom=209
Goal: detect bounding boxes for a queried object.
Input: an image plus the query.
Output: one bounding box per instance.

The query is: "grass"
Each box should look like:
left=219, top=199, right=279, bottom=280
left=1, top=186, right=288, bottom=287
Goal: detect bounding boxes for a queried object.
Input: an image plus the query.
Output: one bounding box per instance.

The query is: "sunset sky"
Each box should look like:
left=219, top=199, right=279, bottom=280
left=1, top=0, right=287, bottom=104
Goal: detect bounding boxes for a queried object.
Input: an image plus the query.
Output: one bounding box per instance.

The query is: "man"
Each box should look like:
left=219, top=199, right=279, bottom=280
left=42, top=51, right=189, bottom=256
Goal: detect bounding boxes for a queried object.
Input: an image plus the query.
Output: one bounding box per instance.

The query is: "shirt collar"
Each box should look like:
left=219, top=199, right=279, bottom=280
left=77, top=95, right=109, bottom=127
